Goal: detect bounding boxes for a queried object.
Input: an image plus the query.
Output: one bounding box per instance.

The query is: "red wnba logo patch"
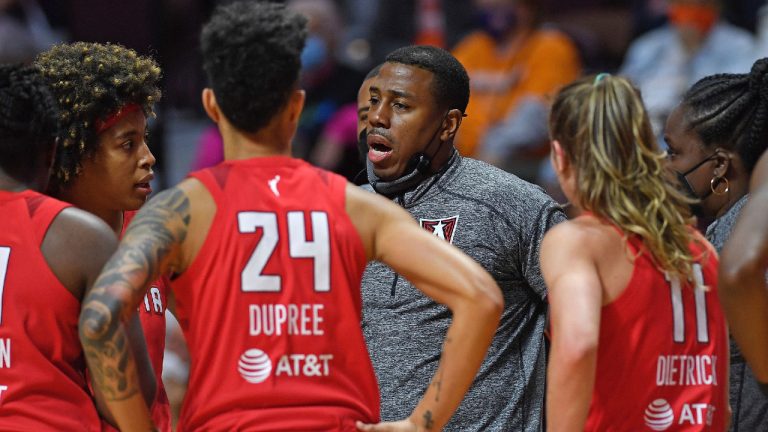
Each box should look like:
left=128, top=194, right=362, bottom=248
left=420, top=215, right=459, bottom=244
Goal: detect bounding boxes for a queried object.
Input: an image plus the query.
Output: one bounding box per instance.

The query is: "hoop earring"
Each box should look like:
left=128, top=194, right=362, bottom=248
left=711, top=176, right=729, bottom=196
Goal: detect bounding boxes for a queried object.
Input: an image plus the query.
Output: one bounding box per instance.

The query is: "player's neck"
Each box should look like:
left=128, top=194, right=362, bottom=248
left=222, top=126, right=292, bottom=161
left=96, top=208, right=124, bottom=235
left=57, top=187, right=124, bottom=234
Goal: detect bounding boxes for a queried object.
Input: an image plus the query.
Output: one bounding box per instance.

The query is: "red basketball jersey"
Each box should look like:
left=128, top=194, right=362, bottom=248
left=173, top=157, right=379, bottom=431
left=0, top=190, right=101, bottom=431
left=103, top=210, right=171, bottom=432
left=585, top=236, right=728, bottom=431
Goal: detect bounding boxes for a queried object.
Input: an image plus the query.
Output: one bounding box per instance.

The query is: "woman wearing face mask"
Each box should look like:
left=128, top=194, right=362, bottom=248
left=35, top=42, right=171, bottom=432
left=665, top=57, right=768, bottom=431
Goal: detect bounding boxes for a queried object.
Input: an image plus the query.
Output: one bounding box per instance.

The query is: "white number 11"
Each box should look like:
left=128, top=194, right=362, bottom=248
left=666, top=263, right=709, bottom=344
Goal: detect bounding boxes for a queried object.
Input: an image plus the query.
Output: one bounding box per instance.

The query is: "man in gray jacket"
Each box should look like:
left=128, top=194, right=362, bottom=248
left=360, top=45, right=565, bottom=431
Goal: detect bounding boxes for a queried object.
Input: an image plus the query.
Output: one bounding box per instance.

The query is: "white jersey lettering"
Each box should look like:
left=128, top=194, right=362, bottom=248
left=0, top=338, right=9, bottom=368
left=656, top=355, right=717, bottom=386
left=273, top=353, right=333, bottom=377
left=249, top=304, right=325, bottom=336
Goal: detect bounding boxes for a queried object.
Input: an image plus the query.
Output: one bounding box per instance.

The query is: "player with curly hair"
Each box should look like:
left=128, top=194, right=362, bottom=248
left=0, top=64, right=152, bottom=430
left=36, top=42, right=161, bottom=194
left=34, top=42, right=171, bottom=431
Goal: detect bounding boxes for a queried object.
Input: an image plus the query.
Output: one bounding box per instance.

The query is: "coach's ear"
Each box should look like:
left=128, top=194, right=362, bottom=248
left=202, top=88, right=221, bottom=124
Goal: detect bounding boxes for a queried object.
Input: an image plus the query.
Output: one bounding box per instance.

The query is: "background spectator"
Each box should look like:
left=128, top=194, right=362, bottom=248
left=452, top=0, right=582, bottom=181
left=620, top=0, right=758, bottom=147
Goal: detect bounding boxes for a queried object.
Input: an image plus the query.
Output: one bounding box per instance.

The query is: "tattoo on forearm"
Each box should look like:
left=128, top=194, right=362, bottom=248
left=432, top=336, right=451, bottom=402
left=433, top=379, right=442, bottom=402
left=79, top=187, right=191, bottom=401
left=423, top=410, right=434, bottom=430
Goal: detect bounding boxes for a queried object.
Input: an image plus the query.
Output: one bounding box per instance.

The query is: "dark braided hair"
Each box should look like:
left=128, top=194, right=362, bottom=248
left=680, top=57, right=768, bottom=173
left=34, top=42, right=161, bottom=190
left=0, top=63, right=59, bottom=184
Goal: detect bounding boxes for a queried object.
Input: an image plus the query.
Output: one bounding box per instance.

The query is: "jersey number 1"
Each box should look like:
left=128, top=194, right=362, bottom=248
left=238, top=211, right=330, bottom=293
left=666, top=263, right=709, bottom=344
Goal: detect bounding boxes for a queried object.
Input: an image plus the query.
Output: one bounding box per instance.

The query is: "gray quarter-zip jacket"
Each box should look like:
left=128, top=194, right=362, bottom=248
left=361, top=151, right=565, bottom=431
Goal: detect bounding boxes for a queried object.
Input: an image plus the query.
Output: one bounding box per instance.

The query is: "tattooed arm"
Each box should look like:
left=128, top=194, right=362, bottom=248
left=79, top=186, right=191, bottom=432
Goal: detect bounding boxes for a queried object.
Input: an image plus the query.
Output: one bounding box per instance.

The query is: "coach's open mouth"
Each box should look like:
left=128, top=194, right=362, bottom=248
left=367, top=134, right=392, bottom=164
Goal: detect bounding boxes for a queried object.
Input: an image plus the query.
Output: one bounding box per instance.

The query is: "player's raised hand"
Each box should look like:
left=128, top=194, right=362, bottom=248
left=356, top=419, right=419, bottom=431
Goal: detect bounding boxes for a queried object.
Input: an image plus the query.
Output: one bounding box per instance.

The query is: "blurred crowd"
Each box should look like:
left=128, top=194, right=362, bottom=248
left=3, top=0, right=768, bottom=426
left=4, top=0, right=766, bottom=184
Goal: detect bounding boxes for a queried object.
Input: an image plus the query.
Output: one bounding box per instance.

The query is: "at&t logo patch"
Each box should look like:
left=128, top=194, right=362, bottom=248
left=643, top=399, right=716, bottom=429
left=238, top=348, right=272, bottom=383
left=644, top=399, right=674, bottom=431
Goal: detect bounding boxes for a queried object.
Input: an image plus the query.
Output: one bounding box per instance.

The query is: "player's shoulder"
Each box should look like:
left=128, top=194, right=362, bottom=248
left=543, top=214, right=620, bottom=254
left=177, top=176, right=208, bottom=196
left=9, top=191, right=111, bottom=246
left=53, top=206, right=115, bottom=240
left=45, top=206, right=117, bottom=265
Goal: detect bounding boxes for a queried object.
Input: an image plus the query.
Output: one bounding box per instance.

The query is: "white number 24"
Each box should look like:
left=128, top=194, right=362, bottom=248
left=237, top=211, right=330, bottom=293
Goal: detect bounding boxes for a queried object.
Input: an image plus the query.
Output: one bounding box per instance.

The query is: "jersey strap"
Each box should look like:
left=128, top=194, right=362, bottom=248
left=188, top=164, right=231, bottom=205
left=26, top=192, right=71, bottom=245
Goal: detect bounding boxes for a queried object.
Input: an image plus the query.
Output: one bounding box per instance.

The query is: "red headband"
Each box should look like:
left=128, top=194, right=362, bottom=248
left=94, top=103, right=142, bottom=134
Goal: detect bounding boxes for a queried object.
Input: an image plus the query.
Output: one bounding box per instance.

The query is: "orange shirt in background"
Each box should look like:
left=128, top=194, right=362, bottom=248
left=452, top=29, right=581, bottom=157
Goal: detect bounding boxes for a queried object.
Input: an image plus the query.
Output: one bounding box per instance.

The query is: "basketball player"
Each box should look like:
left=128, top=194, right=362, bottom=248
left=720, top=149, right=768, bottom=395
left=0, top=64, right=141, bottom=430
left=35, top=42, right=171, bottom=431
left=79, top=2, right=503, bottom=431
left=543, top=74, right=729, bottom=430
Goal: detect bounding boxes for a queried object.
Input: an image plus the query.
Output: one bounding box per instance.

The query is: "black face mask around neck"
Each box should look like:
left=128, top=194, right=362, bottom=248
left=366, top=157, right=431, bottom=197
left=366, top=113, right=448, bottom=197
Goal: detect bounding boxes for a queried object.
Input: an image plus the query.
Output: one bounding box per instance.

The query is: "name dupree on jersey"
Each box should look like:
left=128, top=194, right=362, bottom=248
left=173, top=157, right=379, bottom=431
